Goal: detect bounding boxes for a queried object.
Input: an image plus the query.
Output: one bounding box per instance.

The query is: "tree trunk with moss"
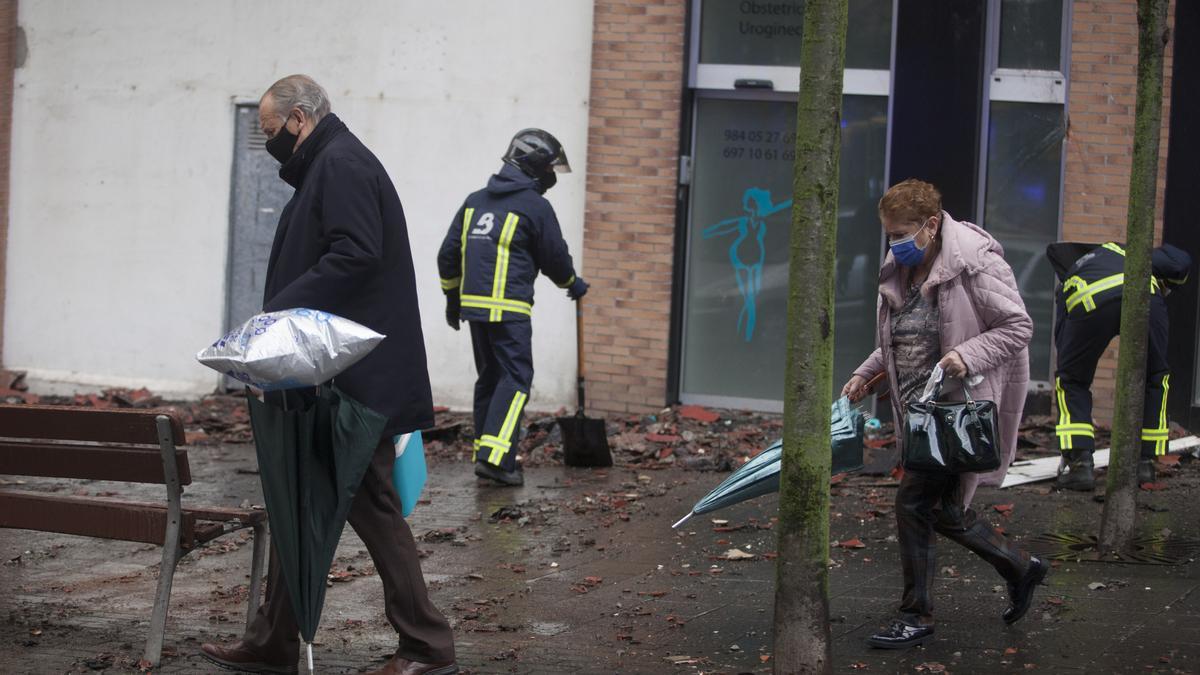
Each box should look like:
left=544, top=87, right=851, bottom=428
left=1098, top=0, right=1171, bottom=555
left=772, top=0, right=847, bottom=672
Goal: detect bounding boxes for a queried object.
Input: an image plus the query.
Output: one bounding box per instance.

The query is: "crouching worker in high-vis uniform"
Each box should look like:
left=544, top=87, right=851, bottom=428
left=1052, top=241, right=1191, bottom=491
left=437, top=129, right=588, bottom=486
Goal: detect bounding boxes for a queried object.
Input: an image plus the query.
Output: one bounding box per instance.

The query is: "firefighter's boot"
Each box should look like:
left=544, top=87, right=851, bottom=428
left=1137, top=458, right=1157, bottom=485
left=1055, top=449, right=1095, bottom=491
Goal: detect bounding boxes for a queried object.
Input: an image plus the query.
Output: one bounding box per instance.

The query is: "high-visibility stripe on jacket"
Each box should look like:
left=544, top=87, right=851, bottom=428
left=1059, top=241, right=1189, bottom=315
left=437, top=165, right=578, bottom=323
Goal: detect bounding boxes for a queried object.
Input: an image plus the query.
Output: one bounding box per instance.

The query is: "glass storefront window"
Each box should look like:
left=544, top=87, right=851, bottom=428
left=699, top=0, right=893, bottom=70
left=998, top=0, right=1063, bottom=71
left=982, top=101, right=1066, bottom=380
left=680, top=95, right=888, bottom=405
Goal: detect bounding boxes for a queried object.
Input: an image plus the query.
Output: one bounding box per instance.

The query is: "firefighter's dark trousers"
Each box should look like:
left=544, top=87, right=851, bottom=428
left=470, top=320, right=533, bottom=472
left=1053, top=295, right=1171, bottom=458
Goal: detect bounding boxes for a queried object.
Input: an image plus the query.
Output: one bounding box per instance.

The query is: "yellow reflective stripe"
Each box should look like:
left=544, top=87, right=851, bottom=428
left=480, top=434, right=510, bottom=449
left=557, top=275, right=576, bottom=289
left=1157, top=374, right=1170, bottom=456
left=478, top=391, right=528, bottom=466
left=1156, top=369, right=1166, bottom=432
left=490, top=213, right=520, bottom=321
left=1065, top=273, right=1125, bottom=312
left=1055, top=378, right=1067, bottom=428
left=1065, top=251, right=1166, bottom=312
left=1063, top=276, right=1087, bottom=293
left=479, top=434, right=509, bottom=465
left=1055, top=377, right=1086, bottom=450
left=1167, top=274, right=1188, bottom=286
left=461, top=208, right=474, bottom=290
left=440, top=277, right=461, bottom=290
left=1137, top=375, right=1172, bottom=456
left=499, top=392, right=528, bottom=461
left=460, top=294, right=533, bottom=316
left=498, top=391, right=527, bottom=444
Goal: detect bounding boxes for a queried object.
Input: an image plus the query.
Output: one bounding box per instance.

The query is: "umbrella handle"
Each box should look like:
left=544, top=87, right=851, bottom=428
left=307, top=643, right=313, bottom=673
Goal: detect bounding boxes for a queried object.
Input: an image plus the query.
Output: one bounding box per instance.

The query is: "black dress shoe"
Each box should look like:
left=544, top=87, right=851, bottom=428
left=1003, top=556, right=1049, bottom=625
left=200, top=641, right=297, bottom=674
left=474, top=461, right=524, bottom=486
left=865, top=620, right=934, bottom=649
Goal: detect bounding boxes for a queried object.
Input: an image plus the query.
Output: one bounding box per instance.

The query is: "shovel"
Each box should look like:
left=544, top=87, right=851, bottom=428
left=558, top=298, right=612, bottom=467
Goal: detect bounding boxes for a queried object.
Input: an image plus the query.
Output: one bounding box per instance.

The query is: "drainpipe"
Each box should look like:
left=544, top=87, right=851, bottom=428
left=0, top=0, right=18, bottom=366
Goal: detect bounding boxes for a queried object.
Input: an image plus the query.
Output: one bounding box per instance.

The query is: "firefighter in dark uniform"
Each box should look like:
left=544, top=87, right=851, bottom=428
left=1053, top=241, right=1191, bottom=491
left=437, top=129, right=588, bottom=486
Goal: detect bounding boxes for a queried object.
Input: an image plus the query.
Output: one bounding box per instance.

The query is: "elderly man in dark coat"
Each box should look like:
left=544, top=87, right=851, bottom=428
left=201, top=75, right=457, bottom=675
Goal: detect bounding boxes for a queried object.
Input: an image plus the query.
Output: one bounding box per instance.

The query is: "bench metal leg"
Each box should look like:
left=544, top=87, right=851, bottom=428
left=146, top=415, right=187, bottom=667
left=144, top=526, right=182, bottom=666
left=246, top=522, right=268, bottom=630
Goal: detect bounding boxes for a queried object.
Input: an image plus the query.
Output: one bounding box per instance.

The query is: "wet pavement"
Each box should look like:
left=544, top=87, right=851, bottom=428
left=2, top=441, right=1198, bottom=674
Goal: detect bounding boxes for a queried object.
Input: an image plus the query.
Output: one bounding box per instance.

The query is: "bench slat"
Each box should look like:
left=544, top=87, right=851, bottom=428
left=0, top=487, right=265, bottom=547
left=0, top=404, right=186, bottom=445
left=0, top=441, right=192, bottom=485
left=0, top=491, right=198, bottom=548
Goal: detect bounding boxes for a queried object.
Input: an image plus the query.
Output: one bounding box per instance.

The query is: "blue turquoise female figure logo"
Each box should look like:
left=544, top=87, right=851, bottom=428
left=702, top=187, right=791, bottom=342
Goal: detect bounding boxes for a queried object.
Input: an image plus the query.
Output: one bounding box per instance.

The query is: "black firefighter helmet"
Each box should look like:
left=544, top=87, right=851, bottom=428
left=503, top=128, right=571, bottom=193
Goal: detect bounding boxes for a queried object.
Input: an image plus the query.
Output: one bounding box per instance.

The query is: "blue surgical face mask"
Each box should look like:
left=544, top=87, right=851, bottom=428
left=889, top=220, right=930, bottom=267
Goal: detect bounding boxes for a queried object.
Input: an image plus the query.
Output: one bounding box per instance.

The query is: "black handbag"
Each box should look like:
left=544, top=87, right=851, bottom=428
left=902, top=379, right=1000, bottom=474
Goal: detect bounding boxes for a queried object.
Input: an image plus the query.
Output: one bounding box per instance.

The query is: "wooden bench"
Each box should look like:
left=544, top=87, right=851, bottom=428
left=0, top=403, right=268, bottom=666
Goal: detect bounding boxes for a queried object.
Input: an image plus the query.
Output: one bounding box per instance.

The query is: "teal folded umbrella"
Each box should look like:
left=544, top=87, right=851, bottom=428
left=392, top=430, right=427, bottom=518
left=671, top=396, right=864, bottom=528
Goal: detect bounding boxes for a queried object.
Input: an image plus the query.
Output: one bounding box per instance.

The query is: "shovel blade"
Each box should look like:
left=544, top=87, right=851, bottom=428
left=557, top=415, right=612, bottom=468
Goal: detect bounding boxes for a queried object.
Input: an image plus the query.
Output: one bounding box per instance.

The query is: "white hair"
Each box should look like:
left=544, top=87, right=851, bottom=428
left=263, top=74, right=331, bottom=122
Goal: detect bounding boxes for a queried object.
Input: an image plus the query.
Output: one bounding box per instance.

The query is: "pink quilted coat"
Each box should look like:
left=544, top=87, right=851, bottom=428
left=852, top=212, right=1032, bottom=507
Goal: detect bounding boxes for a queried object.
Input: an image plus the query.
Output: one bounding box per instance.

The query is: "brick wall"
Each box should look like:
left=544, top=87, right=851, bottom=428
left=582, top=0, right=686, bottom=415
left=0, top=0, right=15, bottom=365
left=1061, top=0, right=1175, bottom=425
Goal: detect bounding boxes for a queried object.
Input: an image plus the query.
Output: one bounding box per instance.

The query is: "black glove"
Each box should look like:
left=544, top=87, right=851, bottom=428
left=445, top=290, right=461, bottom=330
left=567, top=277, right=590, bottom=301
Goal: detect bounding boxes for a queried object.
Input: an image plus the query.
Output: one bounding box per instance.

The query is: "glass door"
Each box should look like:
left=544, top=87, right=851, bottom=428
left=678, top=0, right=894, bottom=411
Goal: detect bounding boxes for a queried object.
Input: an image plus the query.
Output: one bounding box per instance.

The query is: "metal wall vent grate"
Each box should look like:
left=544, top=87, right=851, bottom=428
left=1028, top=531, right=1200, bottom=566
left=240, top=105, right=266, bottom=150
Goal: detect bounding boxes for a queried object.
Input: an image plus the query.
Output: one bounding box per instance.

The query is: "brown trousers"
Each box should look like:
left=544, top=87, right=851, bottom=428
left=896, top=469, right=1030, bottom=626
left=243, top=438, right=455, bottom=664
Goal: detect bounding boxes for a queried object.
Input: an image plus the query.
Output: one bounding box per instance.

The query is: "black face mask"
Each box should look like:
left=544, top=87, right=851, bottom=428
left=265, top=121, right=299, bottom=164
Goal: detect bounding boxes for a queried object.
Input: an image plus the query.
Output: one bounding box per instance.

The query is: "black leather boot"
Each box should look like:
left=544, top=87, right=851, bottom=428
left=1003, top=556, right=1049, bottom=624
left=1055, top=449, right=1095, bottom=491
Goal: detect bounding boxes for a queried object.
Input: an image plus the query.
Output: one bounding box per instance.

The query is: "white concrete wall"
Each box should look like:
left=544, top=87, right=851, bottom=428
left=5, top=0, right=594, bottom=410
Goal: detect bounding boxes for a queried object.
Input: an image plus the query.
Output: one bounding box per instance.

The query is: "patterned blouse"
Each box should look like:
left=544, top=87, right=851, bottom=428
left=891, top=282, right=942, bottom=404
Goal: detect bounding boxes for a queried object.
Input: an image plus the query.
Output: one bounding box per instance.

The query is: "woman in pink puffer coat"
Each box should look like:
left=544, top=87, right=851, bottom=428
left=840, top=179, right=1047, bottom=650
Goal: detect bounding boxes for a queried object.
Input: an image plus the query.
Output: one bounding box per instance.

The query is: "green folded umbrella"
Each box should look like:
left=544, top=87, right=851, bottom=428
left=248, top=384, right=388, bottom=671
